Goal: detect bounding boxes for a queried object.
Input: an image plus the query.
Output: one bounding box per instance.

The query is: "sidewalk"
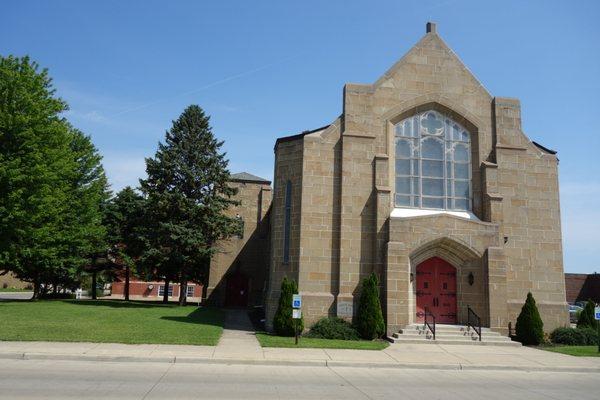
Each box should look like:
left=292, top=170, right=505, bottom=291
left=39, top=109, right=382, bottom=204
left=2, top=338, right=600, bottom=373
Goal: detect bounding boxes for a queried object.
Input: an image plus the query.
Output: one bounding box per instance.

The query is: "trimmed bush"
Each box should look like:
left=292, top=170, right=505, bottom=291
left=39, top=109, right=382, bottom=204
left=305, top=317, right=360, bottom=340
left=515, top=292, right=544, bottom=345
left=355, top=273, right=385, bottom=340
left=550, top=327, right=586, bottom=345
left=577, top=300, right=598, bottom=329
left=273, top=277, right=304, bottom=337
left=550, top=327, right=599, bottom=346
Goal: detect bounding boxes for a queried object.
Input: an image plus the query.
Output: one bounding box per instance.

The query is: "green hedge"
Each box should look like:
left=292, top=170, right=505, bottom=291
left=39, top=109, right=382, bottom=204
left=550, top=327, right=599, bottom=346
left=305, top=317, right=359, bottom=340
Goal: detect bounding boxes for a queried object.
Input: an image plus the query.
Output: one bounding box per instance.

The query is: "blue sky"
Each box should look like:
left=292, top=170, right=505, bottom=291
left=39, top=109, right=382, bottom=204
left=2, top=0, right=599, bottom=273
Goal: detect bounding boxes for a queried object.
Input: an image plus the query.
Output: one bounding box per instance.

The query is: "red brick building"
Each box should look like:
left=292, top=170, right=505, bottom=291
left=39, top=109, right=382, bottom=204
left=110, top=276, right=203, bottom=301
left=565, top=273, right=600, bottom=304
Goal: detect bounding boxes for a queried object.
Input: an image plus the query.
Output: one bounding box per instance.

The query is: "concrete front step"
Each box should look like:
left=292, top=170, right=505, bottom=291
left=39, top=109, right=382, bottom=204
left=393, top=332, right=506, bottom=340
left=390, top=324, right=521, bottom=347
left=401, top=324, right=494, bottom=332
left=400, top=327, right=502, bottom=335
left=389, top=337, right=521, bottom=346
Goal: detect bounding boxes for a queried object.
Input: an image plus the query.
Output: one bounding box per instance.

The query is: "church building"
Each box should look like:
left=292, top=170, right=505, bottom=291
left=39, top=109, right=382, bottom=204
left=209, top=22, right=569, bottom=336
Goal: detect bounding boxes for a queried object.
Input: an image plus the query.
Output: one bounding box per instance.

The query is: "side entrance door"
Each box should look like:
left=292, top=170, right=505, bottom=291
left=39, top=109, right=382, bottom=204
left=416, top=257, right=457, bottom=324
left=225, top=270, right=249, bottom=308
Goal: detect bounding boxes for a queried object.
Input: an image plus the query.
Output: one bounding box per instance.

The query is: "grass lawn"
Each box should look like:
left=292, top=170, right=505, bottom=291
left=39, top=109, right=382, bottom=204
left=256, top=333, right=389, bottom=350
left=542, top=345, right=600, bottom=357
left=0, top=288, right=31, bottom=292
left=0, top=299, right=223, bottom=345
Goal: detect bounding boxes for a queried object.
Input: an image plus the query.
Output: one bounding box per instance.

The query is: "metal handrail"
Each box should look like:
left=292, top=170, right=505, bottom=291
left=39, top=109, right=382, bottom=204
left=467, top=305, right=482, bottom=341
left=424, top=307, right=436, bottom=340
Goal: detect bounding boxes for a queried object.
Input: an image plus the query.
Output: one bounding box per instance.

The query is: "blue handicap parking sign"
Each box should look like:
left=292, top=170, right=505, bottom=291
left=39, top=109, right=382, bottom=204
left=292, top=294, right=302, bottom=309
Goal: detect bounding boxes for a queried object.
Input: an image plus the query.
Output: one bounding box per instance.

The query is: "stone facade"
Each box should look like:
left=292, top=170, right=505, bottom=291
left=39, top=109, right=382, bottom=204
left=263, top=22, right=569, bottom=335
left=206, top=173, right=271, bottom=307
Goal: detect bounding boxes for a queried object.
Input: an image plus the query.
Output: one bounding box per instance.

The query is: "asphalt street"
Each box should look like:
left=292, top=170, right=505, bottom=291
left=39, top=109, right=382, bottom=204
left=0, top=358, right=597, bottom=400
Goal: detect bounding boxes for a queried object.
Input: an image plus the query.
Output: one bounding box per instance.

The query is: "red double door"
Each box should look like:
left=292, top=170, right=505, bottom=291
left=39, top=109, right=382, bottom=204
left=416, top=257, right=457, bottom=324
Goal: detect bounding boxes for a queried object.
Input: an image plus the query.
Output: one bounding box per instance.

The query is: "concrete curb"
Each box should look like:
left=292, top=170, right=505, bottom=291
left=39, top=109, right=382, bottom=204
left=1, top=352, right=599, bottom=373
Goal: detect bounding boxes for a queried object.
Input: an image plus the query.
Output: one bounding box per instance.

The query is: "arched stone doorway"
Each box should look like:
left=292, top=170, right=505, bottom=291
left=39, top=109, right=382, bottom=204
left=416, top=257, right=457, bottom=324
left=408, top=236, right=485, bottom=326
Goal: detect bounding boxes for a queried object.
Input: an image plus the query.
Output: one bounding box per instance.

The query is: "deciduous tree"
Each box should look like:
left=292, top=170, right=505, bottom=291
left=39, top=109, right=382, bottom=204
left=104, top=186, right=145, bottom=301
left=0, top=56, right=73, bottom=298
left=0, top=56, right=108, bottom=298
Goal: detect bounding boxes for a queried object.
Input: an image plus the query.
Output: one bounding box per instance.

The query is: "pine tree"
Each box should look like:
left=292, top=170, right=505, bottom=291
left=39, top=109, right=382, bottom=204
left=577, top=300, right=598, bottom=329
left=355, top=273, right=385, bottom=340
left=515, top=292, right=545, bottom=345
left=104, top=187, right=145, bottom=301
left=0, top=56, right=74, bottom=299
left=139, top=105, right=241, bottom=305
left=273, top=277, right=303, bottom=336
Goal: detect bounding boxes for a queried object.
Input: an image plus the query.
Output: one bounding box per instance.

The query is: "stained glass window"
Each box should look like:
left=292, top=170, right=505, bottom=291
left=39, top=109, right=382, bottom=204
left=394, top=110, right=471, bottom=211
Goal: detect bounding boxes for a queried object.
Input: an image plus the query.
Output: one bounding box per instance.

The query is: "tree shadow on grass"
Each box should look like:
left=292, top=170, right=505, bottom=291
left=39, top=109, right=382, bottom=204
left=160, top=307, right=224, bottom=327
left=66, top=299, right=188, bottom=309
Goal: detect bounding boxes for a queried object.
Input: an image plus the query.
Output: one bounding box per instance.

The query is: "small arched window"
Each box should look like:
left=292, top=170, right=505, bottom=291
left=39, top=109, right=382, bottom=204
left=394, top=110, right=471, bottom=211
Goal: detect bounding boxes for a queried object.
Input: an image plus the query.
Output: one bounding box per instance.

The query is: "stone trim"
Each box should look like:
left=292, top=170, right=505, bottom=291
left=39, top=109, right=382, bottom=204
left=496, top=143, right=527, bottom=151
left=409, top=236, right=481, bottom=267
left=376, top=185, right=391, bottom=193
left=481, top=161, right=498, bottom=169
left=342, top=131, right=376, bottom=139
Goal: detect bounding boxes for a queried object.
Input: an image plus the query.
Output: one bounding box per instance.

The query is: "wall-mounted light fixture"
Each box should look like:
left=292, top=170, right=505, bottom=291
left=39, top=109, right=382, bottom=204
left=504, top=236, right=509, bottom=244
left=468, top=272, right=474, bottom=286
left=410, top=272, right=414, bottom=283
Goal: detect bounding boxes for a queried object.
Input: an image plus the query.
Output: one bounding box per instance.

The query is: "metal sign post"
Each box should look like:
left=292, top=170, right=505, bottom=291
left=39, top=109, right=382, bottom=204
left=594, top=306, right=600, bottom=353
left=292, top=294, right=302, bottom=345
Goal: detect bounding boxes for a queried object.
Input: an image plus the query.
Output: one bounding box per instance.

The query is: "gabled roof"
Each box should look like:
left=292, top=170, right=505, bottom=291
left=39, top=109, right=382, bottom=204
left=230, top=172, right=271, bottom=184
left=373, top=22, right=491, bottom=97
left=274, top=124, right=331, bottom=151
left=532, top=141, right=557, bottom=155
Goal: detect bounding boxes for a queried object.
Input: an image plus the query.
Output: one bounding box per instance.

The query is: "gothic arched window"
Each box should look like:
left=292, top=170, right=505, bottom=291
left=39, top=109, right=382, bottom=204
left=394, top=110, right=471, bottom=211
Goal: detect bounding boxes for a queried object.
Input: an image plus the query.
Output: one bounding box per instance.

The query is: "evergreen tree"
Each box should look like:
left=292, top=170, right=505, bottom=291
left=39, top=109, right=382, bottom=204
left=273, top=277, right=304, bottom=336
left=355, top=273, right=385, bottom=340
left=139, top=105, right=240, bottom=305
left=104, top=187, right=145, bottom=301
left=577, top=300, right=598, bottom=329
left=515, top=292, right=545, bottom=345
left=0, top=56, right=74, bottom=299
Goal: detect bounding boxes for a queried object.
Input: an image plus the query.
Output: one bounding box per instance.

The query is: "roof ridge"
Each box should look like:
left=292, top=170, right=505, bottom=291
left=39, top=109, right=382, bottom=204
left=230, top=172, right=271, bottom=184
